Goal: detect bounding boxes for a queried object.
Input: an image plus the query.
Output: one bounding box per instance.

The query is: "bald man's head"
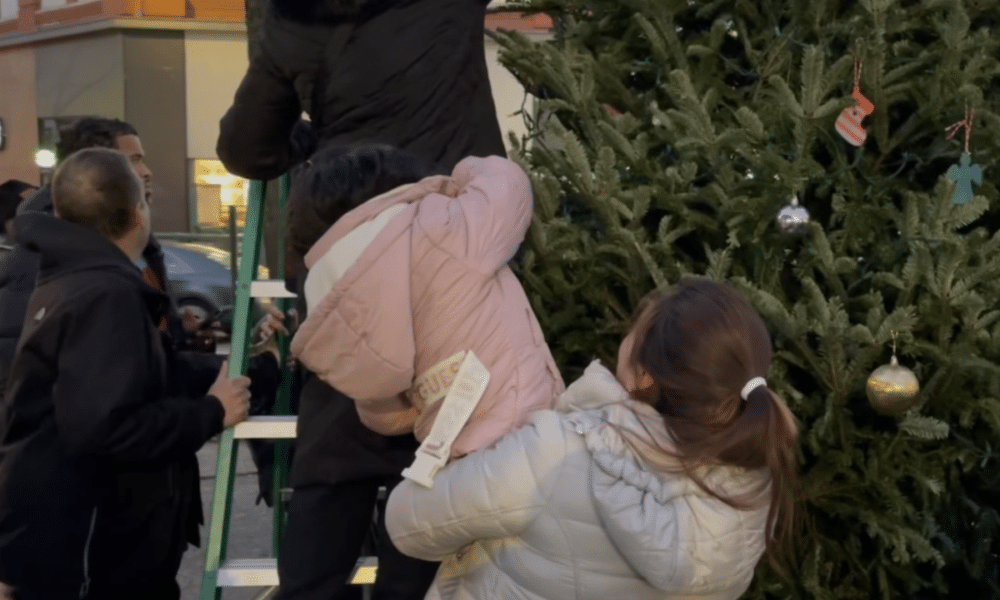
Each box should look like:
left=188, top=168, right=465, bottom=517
left=52, top=148, right=145, bottom=240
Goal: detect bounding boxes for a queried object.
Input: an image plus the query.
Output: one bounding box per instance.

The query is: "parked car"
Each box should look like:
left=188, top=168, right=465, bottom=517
left=160, top=241, right=270, bottom=334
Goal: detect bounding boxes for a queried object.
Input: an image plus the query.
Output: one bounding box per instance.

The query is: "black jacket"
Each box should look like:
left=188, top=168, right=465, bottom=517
left=0, top=187, right=52, bottom=407
left=217, top=0, right=506, bottom=180
left=0, top=213, right=231, bottom=597
left=0, top=186, right=201, bottom=406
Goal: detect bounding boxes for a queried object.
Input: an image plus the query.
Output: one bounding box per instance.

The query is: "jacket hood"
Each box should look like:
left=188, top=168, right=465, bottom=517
left=560, top=361, right=770, bottom=594
left=16, top=185, right=53, bottom=216
left=14, top=212, right=166, bottom=315
left=303, top=175, right=458, bottom=269
left=14, top=185, right=163, bottom=260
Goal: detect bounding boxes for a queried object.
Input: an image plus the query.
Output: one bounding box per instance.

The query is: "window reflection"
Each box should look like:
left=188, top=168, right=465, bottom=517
left=193, top=159, right=249, bottom=230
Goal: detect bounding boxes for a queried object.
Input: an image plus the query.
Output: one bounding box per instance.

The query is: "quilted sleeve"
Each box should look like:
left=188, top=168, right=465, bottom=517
left=216, top=21, right=305, bottom=181
left=385, top=410, right=568, bottom=561
left=290, top=258, right=418, bottom=431
left=444, top=156, right=533, bottom=273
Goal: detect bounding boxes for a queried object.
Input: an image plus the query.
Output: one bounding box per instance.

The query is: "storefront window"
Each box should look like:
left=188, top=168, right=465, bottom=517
left=193, top=159, right=249, bottom=230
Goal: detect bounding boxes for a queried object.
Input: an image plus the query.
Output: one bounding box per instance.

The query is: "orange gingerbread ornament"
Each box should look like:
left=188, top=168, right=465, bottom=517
left=835, top=54, right=875, bottom=147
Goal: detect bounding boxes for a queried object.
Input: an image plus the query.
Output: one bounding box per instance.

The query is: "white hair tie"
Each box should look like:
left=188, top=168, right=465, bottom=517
left=741, top=377, right=767, bottom=400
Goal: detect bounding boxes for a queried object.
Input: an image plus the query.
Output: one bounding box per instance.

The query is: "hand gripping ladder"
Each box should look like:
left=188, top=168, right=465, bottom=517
left=199, top=176, right=298, bottom=599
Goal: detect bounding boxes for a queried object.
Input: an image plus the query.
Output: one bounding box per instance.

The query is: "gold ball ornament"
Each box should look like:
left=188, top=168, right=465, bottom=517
left=866, top=355, right=920, bottom=416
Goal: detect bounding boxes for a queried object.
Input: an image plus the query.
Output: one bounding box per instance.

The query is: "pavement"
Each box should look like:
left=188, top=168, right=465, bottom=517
left=178, top=437, right=277, bottom=600
left=178, top=342, right=277, bottom=600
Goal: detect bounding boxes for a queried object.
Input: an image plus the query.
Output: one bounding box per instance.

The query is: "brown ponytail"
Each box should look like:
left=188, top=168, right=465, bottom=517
left=626, top=280, right=801, bottom=578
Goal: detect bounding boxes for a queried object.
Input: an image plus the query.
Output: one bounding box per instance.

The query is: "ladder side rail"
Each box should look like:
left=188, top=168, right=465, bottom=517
left=271, top=172, right=294, bottom=553
left=199, top=178, right=269, bottom=600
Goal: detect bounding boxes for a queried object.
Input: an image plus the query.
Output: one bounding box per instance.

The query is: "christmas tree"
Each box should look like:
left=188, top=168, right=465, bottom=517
left=490, top=0, right=1000, bottom=597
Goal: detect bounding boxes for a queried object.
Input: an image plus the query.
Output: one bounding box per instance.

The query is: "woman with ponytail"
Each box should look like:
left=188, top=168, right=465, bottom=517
left=385, top=279, right=800, bottom=600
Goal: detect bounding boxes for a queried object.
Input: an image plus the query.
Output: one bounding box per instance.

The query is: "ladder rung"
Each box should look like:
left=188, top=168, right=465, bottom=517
left=350, top=556, right=378, bottom=585
left=216, top=556, right=379, bottom=588
left=218, top=558, right=278, bottom=587
left=250, top=279, right=298, bottom=299
left=234, top=416, right=297, bottom=439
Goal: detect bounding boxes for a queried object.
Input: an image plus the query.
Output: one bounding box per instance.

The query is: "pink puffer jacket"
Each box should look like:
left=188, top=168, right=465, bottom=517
left=290, top=156, right=564, bottom=457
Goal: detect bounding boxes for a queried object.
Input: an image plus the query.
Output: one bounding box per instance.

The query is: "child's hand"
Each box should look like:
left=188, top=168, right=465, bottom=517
left=437, top=177, right=461, bottom=198
left=181, top=308, right=202, bottom=333
left=251, top=306, right=300, bottom=368
left=256, top=306, right=298, bottom=340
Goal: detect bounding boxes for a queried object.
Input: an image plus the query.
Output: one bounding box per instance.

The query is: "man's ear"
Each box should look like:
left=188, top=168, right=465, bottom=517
left=638, top=371, right=654, bottom=391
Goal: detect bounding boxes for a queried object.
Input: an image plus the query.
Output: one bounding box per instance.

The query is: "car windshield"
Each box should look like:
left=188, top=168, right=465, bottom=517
left=162, top=250, right=195, bottom=275
left=181, top=243, right=233, bottom=269
left=161, top=242, right=269, bottom=279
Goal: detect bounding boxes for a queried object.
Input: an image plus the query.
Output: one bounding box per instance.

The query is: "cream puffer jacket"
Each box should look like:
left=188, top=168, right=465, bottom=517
left=386, top=361, right=772, bottom=600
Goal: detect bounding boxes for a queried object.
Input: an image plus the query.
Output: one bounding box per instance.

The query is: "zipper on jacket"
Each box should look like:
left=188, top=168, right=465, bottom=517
left=79, top=507, right=97, bottom=599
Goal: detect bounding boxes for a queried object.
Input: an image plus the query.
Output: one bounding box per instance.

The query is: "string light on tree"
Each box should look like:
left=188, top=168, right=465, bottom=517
left=866, top=332, right=920, bottom=416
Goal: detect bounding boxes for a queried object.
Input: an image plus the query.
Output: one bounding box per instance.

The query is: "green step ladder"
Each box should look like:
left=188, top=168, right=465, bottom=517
left=199, top=176, right=298, bottom=599
left=199, top=175, right=386, bottom=600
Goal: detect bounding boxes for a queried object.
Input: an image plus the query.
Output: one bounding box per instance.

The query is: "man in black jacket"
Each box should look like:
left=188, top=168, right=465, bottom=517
left=0, top=118, right=164, bottom=403
left=0, top=148, right=253, bottom=600
left=0, top=117, right=274, bottom=407
left=216, top=0, right=506, bottom=181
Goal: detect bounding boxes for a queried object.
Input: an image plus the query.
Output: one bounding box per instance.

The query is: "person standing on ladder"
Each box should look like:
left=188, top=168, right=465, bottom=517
left=217, top=1, right=507, bottom=598
left=216, top=0, right=505, bottom=184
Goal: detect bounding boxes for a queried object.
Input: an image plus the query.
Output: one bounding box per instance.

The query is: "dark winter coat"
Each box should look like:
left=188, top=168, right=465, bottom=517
left=216, top=0, right=506, bottom=180
left=0, top=186, right=198, bottom=406
left=0, top=213, right=238, bottom=597
left=0, top=188, right=53, bottom=406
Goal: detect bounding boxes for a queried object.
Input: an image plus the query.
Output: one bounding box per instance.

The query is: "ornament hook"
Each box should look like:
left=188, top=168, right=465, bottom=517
left=945, top=104, right=975, bottom=154
left=850, top=38, right=864, bottom=90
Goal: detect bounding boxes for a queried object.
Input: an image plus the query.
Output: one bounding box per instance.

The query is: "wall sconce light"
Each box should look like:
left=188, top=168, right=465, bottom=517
left=34, top=149, right=57, bottom=169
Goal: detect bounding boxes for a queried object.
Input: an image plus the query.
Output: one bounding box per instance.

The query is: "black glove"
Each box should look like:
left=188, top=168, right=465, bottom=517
left=289, top=119, right=317, bottom=167
left=247, top=353, right=281, bottom=507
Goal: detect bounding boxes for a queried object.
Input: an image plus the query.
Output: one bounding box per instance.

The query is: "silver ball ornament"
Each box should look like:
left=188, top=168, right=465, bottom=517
left=776, top=196, right=810, bottom=236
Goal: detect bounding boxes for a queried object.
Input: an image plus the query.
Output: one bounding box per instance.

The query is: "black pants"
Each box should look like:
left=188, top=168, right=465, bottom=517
left=13, top=579, right=179, bottom=600
left=276, top=478, right=439, bottom=600
left=88, top=580, right=180, bottom=600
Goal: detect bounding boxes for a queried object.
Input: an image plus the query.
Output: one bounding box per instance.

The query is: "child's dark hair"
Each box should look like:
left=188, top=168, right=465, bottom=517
left=625, top=279, right=801, bottom=577
left=286, top=144, right=433, bottom=257
left=56, top=118, right=138, bottom=162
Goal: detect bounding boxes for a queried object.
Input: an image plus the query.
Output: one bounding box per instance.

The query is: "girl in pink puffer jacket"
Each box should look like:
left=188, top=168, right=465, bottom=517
left=289, top=144, right=564, bottom=483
